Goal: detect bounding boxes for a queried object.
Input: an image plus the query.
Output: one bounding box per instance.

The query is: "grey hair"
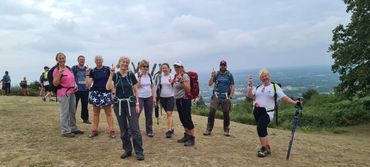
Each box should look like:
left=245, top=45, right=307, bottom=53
left=116, top=56, right=130, bottom=68
left=259, top=68, right=270, bottom=77
left=95, top=55, right=103, bottom=61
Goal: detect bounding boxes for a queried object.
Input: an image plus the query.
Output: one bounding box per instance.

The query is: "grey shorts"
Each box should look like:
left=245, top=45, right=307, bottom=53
left=210, top=95, right=232, bottom=112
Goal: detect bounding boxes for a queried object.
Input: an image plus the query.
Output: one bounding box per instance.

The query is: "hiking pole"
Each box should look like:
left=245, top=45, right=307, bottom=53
left=155, top=103, right=159, bottom=125
left=286, top=98, right=303, bottom=160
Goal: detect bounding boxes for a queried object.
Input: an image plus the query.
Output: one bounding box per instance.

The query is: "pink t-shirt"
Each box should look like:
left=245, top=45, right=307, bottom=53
left=53, top=67, right=76, bottom=96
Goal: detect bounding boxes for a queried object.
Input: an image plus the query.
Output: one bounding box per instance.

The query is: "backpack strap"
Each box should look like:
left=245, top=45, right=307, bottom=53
left=272, top=82, right=279, bottom=126
left=148, top=73, right=153, bottom=85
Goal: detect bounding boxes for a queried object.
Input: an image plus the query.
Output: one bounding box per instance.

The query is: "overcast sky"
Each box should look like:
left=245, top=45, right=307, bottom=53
left=0, top=0, right=349, bottom=84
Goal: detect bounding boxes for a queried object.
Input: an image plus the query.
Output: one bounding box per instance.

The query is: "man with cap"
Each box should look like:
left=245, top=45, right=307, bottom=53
left=71, top=55, right=91, bottom=124
left=203, top=60, right=235, bottom=136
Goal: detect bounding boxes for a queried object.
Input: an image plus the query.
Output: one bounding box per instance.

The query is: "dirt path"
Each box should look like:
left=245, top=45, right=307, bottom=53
left=0, top=96, right=369, bottom=167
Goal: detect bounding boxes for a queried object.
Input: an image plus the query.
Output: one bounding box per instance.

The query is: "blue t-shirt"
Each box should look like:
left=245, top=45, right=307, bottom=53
left=213, top=71, right=234, bottom=99
left=2, top=75, right=11, bottom=83
left=72, top=65, right=88, bottom=91
left=90, top=66, right=110, bottom=92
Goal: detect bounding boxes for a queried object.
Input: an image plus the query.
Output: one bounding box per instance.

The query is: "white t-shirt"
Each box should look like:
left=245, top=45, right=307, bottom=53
left=135, top=73, right=153, bottom=98
left=160, top=73, right=175, bottom=98
left=252, top=83, right=286, bottom=120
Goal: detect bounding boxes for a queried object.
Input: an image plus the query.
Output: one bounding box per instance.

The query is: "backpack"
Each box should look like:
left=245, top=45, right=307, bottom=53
left=47, top=65, right=71, bottom=93
left=256, top=82, right=281, bottom=126
left=175, top=71, right=199, bottom=100
left=214, top=70, right=232, bottom=95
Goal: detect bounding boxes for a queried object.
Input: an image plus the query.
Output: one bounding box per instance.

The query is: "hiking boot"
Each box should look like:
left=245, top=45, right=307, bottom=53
left=266, top=145, right=271, bottom=155
left=165, top=129, right=174, bottom=138
left=184, top=136, right=195, bottom=146
left=61, top=133, right=75, bottom=138
left=147, top=133, right=154, bottom=138
left=224, top=130, right=230, bottom=137
left=136, top=154, right=145, bottom=161
left=83, top=120, right=92, bottom=124
left=109, top=131, right=116, bottom=138
left=88, top=131, right=98, bottom=138
left=203, top=130, right=211, bottom=136
left=120, top=152, right=132, bottom=159
left=257, top=147, right=269, bottom=157
left=72, top=130, right=84, bottom=135
left=177, top=133, right=189, bottom=143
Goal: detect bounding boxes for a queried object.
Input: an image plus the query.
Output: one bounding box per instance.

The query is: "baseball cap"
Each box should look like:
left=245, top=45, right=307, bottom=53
left=220, top=60, right=227, bottom=66
left=174, top=61, right=184, bottom=67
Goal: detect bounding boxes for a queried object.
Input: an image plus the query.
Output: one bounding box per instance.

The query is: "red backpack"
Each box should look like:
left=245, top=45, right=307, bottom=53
left=185, top=71, right=199, bottom=100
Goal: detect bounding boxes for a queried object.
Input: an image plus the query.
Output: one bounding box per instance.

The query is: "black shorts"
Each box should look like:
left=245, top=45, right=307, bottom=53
left=160, top=97, right=175, bottom=112
left=44, top=85, right=51, bottom=92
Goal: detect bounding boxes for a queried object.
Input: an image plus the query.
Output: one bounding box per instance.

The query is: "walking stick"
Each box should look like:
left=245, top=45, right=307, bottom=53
left=155, top=103, right=159, bottom=125
left=286, top=98, right=303, bottom=160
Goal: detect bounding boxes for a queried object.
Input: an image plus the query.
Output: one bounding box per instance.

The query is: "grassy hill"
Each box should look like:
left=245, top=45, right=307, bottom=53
left=0, top=96, right=369, bottom=167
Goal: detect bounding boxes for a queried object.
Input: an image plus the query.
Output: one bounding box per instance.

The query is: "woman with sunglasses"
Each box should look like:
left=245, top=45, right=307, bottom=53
left=172, top=61, right=195, bottom=146
left=135, top=59, right=156, bottom=137
left=247, top=68, right=300, bottom=157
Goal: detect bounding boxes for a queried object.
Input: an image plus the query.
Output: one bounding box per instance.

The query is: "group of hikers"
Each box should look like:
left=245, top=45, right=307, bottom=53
left=42, top=52, right=302, bottom=160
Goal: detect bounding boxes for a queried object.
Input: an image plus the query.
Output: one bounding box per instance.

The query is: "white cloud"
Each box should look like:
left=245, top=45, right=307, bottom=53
left=0, top=0, right=350, bottom=84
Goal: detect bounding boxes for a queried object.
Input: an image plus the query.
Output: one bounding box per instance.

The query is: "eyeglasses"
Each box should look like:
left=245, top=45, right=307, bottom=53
left=142, top=66, right=149, bottom=68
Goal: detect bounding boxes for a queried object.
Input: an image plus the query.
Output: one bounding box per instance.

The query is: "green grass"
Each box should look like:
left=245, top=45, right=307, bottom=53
left=192, top=94, right=370, bottom=131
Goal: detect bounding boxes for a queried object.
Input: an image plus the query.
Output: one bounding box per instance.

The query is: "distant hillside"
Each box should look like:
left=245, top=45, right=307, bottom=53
left=198, top=65, right=339, bottom=103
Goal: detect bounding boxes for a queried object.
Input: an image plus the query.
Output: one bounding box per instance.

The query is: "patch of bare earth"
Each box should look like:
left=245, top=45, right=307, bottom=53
left=0, top=96, right=369, bottom=167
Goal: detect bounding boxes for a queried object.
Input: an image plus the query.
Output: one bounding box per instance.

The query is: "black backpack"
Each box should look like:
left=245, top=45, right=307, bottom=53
left=47, top=65, right=71, bottom=93
left=256, top=82, right=281, bottom=126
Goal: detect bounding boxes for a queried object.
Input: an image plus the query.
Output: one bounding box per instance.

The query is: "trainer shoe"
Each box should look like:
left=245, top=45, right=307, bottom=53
left=165, top=130, right=173, bottom=138
left=88, top=131, right=98, bottom=138
left=257, top=147, right=269, bottom=157
left=203, top=130, right=211, bottom=136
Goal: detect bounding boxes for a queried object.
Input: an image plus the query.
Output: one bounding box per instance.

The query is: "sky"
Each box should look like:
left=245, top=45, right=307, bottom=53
left=0, top=0, right=350, bottom=84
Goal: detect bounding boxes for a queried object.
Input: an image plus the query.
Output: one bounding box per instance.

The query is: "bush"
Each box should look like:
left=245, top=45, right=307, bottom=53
left=192, top=94, right=370, bottom=129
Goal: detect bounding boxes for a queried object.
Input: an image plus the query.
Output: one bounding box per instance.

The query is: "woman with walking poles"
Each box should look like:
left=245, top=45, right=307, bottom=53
left=247, top=68, right=301, bottom=157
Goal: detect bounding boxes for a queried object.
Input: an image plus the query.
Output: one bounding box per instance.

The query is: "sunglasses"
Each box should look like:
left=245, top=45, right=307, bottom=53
left=174, top=65, right=181, bottom=68
left=142, top=66, right=149, bottom=68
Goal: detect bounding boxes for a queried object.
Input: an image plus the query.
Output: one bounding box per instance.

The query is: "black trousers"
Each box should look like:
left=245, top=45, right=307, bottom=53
left=253, top=107, right=271, bottom=137
left=176, top=98, right=194, bottom=130
left=75, top=91, right=89, bottom=121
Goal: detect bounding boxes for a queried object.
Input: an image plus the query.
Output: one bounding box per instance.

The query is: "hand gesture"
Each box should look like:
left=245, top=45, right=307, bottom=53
left=175, top=74, right=182, bottom=82
left=248, top=75, right=253, bottom=87
left=168, top=75, right=173, bottom=83
left=211, top=68, right=216, bottom=77
left=59, top=68, right=65, bottom=75
left=110, top=64, right=115, bottom=74
left=86, top=65, right=91, bottom=75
